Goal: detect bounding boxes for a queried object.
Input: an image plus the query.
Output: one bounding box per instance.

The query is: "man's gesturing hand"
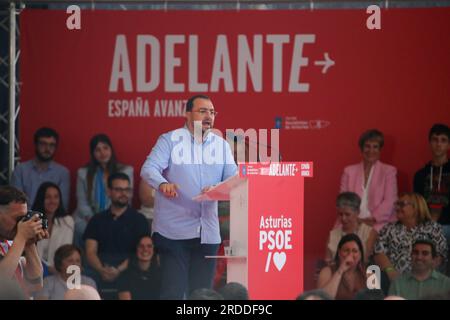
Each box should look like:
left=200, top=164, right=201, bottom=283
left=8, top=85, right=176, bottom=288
left=159, top=183, right=179, bottom=198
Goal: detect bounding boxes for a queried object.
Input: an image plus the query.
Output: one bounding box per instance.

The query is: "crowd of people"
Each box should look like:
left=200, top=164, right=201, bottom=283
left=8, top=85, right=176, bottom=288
left=318, top=125, right=450, bottom=299
left=0, top=94, right=449, bottom=300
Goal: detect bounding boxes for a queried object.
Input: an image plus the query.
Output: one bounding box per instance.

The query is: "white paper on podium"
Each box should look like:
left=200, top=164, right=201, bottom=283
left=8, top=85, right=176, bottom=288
left=192, top=174, right=246, bottom=201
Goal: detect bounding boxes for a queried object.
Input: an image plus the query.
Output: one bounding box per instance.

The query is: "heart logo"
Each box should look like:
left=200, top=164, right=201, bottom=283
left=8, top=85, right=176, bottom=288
left=273, top=252, right=286, bottom=271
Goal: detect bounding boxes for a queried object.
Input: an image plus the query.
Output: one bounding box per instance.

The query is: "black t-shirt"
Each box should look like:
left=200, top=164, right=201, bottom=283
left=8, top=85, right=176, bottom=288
left=83, top=207, right=150, bottom=267
left=117, top=260, right=161, bottom=300
left=414, top=161, right=450, bottom=225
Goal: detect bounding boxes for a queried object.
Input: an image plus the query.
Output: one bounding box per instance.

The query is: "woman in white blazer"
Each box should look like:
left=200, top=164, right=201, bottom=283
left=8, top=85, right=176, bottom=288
left=32, top=182, right=74, bottom=274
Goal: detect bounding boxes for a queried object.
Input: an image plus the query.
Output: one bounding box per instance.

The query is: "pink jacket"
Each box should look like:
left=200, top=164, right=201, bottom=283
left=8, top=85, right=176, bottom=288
left=340, top=160, right=398, bottom=232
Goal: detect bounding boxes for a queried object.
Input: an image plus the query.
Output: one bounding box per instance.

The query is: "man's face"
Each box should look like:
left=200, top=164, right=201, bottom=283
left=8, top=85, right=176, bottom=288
left=411, top=243, right=435, bottom=274
left=186, top=98, right=216, bottom=134
left=429, top=134, right=450, bottom=159
left=108, top=179, right=131, bottom=208
left=35, top=136, right=57, bottom=162
left=0, top=202, right=27, bottom=240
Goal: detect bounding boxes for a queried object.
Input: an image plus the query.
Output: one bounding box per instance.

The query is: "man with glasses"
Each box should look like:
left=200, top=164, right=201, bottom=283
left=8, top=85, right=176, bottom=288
left=11, top=127, right=70, bottom=209
left=84, top=172, right=149, bottom=299
left=141, top=95, right=237, bottom=299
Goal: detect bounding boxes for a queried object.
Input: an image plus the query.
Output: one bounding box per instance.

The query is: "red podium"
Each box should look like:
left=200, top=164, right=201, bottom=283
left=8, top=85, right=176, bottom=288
left=195, top=162, right=313, bottom=300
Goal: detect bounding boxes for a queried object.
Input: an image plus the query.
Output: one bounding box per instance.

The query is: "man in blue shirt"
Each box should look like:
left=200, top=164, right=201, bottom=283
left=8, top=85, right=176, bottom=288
left=141, top=95, right=237, bottom=299
left=11, top=127, right=70, bottom=209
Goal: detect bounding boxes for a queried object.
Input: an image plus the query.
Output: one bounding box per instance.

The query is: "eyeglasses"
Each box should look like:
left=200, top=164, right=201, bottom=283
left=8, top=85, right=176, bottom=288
left=191, top=108, right=218, bottom=117
left=111, top=187, right=132, bottom=193
left=37, top=141, right=57, bottom=148
left=394, top=200, right=413, bottom=209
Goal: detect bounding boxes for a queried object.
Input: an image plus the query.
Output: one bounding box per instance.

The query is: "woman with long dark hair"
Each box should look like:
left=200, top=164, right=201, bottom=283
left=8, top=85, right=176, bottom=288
left=74, top=134, right=133, bottom=247
left=317, top=233, right=367, bottom=299
left=32, top=182, right=74, bottom=274
left=117, top=235, right=161, bottom=300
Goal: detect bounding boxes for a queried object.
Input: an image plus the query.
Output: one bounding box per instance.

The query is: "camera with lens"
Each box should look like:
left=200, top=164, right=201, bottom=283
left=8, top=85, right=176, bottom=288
left=21, top=210, right=48, bottom=230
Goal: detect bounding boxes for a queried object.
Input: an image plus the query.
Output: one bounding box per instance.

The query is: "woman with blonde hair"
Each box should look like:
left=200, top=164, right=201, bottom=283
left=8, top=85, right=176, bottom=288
left=374, top=192, right=447, bottom=281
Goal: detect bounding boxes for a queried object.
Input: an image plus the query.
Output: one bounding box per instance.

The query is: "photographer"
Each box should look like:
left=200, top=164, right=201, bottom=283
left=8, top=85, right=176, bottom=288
left=0, top=186, right=49, bottom=298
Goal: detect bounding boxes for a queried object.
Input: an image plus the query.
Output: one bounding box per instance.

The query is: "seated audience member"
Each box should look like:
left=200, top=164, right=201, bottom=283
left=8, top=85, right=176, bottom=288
left=138, top=179, right=155, bottom=231
left=296, top=290, right=332, bottom=300
left=117, top=235, right=161, bottom=300
left=34, top=244, right=96, bottom=300
left=0, top=186, right=49, bottom=298
left=374, top=193, right=448, bottom=281
left=354, top=288, right=385, bottom=300
left=32, top=182, right=74, bottom=274
left=218, top=282, right=249, bottom=300
left=340, top=129, right=397, bottom=231
left=64, top=285, right=101, bottom=300
left=74, top=134, right=133, bottom=247
left=317, top=234, right=367, bottom=300
left=188, top=288, right=224, bottom=300
left=11, top=127, right=70, bottom=209
left=413, top=124, right=450, bottom=247
left=84, top=172, right=149, bottom=300
left=326, top=192, right=377, bottom=264
left=389, top=239, right=450, bottom=300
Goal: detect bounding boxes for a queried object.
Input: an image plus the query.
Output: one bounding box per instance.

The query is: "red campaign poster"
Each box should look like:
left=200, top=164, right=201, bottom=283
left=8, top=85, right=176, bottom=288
left=242, top=162, right=312, bottom=299
left=20, top=9, right=450, bottom=290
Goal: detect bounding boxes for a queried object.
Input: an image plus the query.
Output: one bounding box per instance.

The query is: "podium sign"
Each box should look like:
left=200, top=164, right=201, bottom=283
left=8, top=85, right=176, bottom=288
left=196, top=162, right=313, bottom=300
left=241, top=162, right=312, bottom=299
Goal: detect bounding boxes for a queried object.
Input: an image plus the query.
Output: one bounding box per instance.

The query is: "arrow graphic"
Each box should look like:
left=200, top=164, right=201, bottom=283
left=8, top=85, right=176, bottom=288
left=314, top=52, right=335, bottom=74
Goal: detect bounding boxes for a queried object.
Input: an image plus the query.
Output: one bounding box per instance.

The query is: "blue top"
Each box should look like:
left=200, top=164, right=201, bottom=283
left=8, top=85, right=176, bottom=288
left=11, top=159, right=70, bottom=209
left=75, top=165, right=134, bottom=219
left=140, top=127, right=237, bottom=244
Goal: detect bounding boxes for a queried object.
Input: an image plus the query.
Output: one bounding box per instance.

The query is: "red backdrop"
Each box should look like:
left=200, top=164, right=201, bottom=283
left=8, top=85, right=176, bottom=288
left=20, top=8, right=450, bottom=291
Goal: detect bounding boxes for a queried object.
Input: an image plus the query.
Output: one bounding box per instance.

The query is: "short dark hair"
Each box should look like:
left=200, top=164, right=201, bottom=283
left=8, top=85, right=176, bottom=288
left=186, top=95, right=211, bottom=112
left=107, top=172, right=130, bottom=189
left=336, top=192, right=361, bottom=212
left=218, top=282, right=249, bottom=300
left=188, top=288, right=224, bottom=300
left=428, top=123, right=450, bottom=141
left=358, top=129, right=384, bottom=150
left=0, top=186, right=28, bottom=206
left=413, top=239, right=437, bottom=258
left=54, top=244, right=82, bottom=273
left=34, top=127, right=59, bottom=145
